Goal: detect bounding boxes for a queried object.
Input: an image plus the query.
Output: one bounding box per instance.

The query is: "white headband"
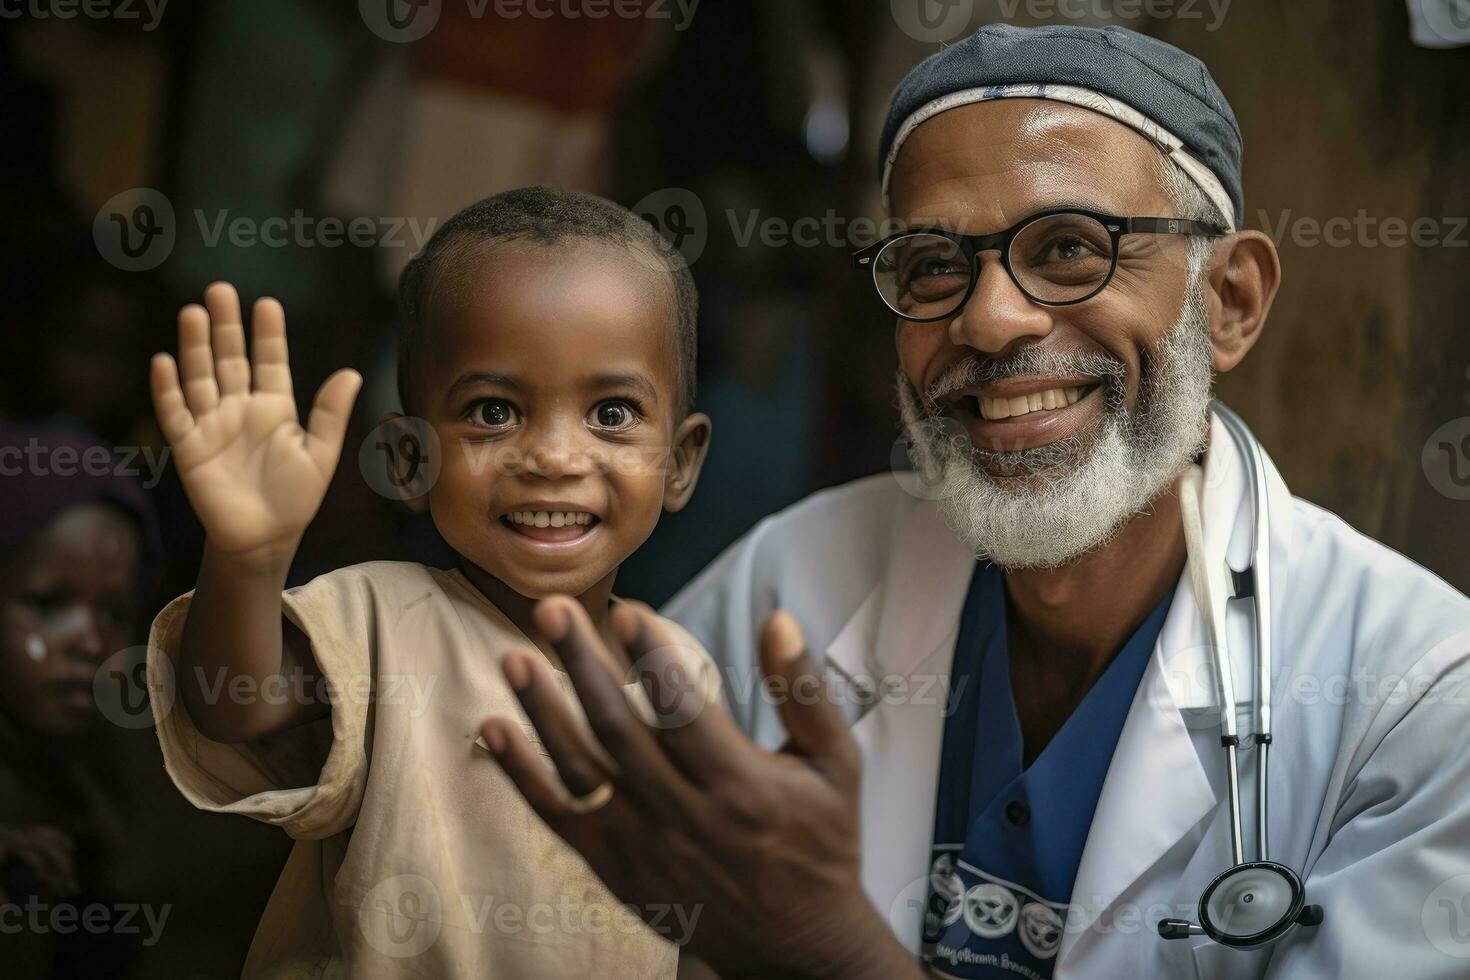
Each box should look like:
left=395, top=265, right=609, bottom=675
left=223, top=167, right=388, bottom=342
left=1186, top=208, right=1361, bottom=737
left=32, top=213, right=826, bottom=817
left=880, top=83, right=1237, bottom=232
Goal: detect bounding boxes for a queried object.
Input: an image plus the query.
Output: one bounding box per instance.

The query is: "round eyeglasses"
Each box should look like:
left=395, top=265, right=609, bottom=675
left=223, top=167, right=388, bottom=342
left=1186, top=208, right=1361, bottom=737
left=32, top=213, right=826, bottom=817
left=853, top=208, right=1228, bottom=322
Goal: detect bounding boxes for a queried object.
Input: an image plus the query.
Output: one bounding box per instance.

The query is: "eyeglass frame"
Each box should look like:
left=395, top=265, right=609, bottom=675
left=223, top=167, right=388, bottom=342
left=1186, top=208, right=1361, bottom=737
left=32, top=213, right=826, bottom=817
left=852, top=207, right=1230, bottom=322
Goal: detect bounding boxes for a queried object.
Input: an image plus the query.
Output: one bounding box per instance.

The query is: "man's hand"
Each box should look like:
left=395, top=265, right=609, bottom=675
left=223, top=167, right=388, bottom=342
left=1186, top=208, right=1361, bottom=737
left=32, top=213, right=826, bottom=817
left=479, top=597, right=924, bottom=980
left=149, top=281, right=361, bottom=562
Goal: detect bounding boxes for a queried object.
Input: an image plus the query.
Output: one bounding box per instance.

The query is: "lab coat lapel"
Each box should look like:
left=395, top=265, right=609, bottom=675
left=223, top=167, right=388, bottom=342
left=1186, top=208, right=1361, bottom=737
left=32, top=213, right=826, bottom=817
left=1056, top=411, right=1258, bottom=974
left=826, top=497, right=975, bottom=953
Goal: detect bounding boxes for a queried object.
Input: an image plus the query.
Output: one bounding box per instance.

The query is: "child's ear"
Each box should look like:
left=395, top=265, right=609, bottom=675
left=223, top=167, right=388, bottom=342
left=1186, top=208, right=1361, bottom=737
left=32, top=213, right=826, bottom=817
left=378, top=411, right=431, bottom=515
left=662, top=412, right=712, bottom=512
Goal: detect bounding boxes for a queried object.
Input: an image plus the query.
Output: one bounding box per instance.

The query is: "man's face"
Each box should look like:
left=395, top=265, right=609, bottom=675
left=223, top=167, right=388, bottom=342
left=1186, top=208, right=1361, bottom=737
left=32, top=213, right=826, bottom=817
left=888, top=99, right=1216, bottom=568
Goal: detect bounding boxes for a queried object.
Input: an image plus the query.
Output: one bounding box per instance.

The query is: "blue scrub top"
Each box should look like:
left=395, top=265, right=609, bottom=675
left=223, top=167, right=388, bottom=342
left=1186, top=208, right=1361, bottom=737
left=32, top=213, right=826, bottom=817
left=921, top=561, right=1172, bottom=978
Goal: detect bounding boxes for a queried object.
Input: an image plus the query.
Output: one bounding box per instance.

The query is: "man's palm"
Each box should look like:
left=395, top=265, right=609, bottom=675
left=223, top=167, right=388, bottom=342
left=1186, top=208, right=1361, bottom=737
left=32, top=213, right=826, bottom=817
left=150, top=283, right=362, bottom=558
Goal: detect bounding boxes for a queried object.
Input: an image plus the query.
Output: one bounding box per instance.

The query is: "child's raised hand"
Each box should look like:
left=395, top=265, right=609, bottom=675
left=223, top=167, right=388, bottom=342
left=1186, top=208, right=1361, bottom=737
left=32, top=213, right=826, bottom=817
left=150, top=282, right=362, bottom=562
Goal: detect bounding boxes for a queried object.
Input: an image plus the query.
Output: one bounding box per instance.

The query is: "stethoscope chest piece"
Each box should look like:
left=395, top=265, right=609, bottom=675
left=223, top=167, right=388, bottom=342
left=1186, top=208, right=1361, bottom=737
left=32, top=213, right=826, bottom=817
left=1198, top=860, right=1317, bottom=949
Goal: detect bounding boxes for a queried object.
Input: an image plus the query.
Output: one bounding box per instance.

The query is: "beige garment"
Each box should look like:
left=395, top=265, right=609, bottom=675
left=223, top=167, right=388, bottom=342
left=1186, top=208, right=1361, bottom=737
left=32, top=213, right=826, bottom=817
left=146, top=561, right=723, bottom=979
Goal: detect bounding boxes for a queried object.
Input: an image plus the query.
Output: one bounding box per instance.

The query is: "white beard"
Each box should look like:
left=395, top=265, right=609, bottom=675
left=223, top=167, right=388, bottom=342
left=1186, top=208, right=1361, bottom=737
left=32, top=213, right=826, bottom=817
left=897, top=278, right=1214, bottom=570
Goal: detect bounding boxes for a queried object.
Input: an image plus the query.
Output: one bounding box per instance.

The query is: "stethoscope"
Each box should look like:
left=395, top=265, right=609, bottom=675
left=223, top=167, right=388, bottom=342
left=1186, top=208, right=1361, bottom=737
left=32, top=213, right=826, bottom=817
left=1157, top=401, right=1323, bottom=949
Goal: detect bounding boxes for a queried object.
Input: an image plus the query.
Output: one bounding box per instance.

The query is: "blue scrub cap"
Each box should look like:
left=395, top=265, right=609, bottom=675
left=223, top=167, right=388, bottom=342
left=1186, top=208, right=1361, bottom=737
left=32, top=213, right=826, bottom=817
left=879, top=24, right=1243, bottom=230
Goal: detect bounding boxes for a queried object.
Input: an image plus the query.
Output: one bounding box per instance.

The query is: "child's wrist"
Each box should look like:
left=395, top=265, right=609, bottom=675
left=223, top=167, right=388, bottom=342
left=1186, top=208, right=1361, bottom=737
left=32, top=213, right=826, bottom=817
left=201, top=536, right=299, bottom=580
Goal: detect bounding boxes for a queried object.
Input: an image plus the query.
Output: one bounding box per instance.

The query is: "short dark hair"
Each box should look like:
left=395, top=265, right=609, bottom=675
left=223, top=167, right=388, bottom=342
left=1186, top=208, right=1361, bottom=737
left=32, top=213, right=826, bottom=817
left=396, top=186, right=698, bottom=417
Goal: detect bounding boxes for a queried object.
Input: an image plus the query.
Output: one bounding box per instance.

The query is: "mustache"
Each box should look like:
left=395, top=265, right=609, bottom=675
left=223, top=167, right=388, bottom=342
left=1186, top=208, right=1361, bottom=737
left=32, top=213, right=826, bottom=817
left=922, top=346, right=1127, bottom=411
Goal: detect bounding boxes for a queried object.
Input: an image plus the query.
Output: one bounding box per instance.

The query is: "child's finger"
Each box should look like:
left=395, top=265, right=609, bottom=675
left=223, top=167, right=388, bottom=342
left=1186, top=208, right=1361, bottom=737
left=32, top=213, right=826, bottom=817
left=305, top=368, right=362, bottom=468
left=250, top=297, right=293, bottom=398
left=150, top=352, right=194, bottom=444
left=177, top=303, right=219, bottom=415
left=204, top=282, right=249, bottom=398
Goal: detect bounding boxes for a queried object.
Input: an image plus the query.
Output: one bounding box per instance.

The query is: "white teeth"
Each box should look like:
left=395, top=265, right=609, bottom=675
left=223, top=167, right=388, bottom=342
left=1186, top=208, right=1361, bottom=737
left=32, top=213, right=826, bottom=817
left=507, top=511, right=595, bottom=528
left=979, top=386, right=1087, bottom=421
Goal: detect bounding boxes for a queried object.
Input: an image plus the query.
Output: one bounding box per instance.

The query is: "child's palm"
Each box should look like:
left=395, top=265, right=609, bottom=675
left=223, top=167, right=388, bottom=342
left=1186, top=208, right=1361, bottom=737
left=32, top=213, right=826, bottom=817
left=150, top=283, right=362, bottom=558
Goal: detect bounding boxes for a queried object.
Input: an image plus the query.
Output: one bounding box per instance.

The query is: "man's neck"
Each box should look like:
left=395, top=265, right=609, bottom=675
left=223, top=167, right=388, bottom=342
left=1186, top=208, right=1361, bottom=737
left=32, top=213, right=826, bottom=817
left=1001, top=487, right=1187, bottom=763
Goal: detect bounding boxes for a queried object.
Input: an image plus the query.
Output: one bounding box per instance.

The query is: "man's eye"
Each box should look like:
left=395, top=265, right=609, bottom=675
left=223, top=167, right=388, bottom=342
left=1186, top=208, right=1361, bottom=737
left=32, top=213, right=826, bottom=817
left=591, top=401, right=638, bottom=431
left=468, top=400, right=517, bottom=428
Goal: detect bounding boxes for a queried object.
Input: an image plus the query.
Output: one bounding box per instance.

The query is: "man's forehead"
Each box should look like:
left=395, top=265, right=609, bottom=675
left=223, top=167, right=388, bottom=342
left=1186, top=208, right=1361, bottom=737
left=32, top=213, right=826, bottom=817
left=889, top=100, right=1168, bottom=227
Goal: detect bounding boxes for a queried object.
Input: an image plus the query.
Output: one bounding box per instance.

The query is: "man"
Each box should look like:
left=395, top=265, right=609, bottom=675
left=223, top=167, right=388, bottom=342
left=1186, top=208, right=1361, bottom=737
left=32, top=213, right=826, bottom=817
left=479, top=24, right=1470, bottom=979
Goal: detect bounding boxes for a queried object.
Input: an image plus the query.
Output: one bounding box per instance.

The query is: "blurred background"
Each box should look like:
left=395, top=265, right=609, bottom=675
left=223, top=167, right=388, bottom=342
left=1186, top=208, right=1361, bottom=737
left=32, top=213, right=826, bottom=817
left=1, top=0, right=1467, bottom=974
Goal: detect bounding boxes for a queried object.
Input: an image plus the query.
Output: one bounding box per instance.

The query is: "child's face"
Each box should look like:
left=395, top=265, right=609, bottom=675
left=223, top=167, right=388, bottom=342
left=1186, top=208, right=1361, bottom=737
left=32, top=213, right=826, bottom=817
left=411, top=241, right=708, bottom=600
left=0, top=503, right=140, bottom=738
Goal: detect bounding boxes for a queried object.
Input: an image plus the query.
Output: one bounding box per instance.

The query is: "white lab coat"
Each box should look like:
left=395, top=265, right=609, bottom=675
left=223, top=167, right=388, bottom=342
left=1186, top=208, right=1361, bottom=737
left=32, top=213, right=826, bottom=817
left=665, top=411, right=1470, bottom=979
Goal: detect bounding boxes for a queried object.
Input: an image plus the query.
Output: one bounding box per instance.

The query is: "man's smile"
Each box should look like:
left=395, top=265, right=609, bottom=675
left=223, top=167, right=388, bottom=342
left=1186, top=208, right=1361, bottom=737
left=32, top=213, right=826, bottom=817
left=940, top=377, right=1107, bottom=453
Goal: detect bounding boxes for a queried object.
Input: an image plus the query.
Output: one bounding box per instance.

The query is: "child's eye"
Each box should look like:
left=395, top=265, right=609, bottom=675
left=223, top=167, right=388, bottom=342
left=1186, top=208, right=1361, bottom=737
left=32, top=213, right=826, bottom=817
left=467, top=399, right=518, bottom=429
left=589, top=400, right=640, bottom=432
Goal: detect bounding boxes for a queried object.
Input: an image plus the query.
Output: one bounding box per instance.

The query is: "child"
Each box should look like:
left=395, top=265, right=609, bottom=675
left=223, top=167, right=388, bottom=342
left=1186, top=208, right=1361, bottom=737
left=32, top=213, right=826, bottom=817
left=144, top=188, right=719, bottom=978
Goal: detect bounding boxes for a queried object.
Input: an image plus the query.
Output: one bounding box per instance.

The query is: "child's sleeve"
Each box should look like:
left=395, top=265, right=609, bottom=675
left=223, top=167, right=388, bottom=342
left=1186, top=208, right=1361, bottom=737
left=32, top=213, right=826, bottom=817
left=145, top=563, right=384, bottom=841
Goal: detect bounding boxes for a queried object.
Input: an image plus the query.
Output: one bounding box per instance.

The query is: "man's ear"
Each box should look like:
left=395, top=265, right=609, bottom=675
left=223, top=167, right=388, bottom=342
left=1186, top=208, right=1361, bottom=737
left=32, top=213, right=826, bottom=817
left=662, top=412, right=712, bottom=512
left=1206, top=230, right=1280, bottom=373
left=379, top=411, right=431, bottom=515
